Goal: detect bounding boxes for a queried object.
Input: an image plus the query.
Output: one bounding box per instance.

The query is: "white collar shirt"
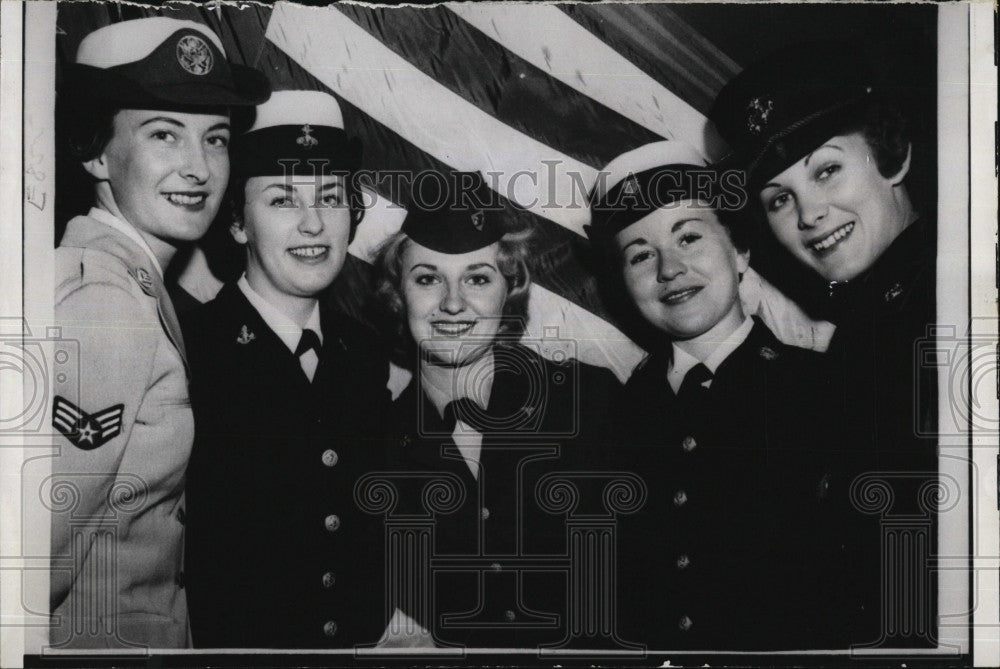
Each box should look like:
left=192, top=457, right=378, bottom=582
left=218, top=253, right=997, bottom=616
left=237, top=274, right=323, bottom=381
left=88, top=206, right=165, bottom=278
left=667, top=317, right=754, bottom=394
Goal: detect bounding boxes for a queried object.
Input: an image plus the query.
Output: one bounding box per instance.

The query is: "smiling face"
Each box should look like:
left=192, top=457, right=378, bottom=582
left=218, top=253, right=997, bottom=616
left=401, top=241, right=508, bottom=367
left=233, top=174, right=351, bottom=307
left=615, top=200, right=749, bottom=343
left=87, top=108, right=230, bottom=252
left=757, top=131, right=912, bottom=282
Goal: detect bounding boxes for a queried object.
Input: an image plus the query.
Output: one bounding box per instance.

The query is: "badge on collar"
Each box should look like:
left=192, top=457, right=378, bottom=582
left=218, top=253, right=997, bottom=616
left=758, top=346, right=779, bottom=361
left=884, top=282, right=904, bottom=303
left=176, top=34, right=213, bottom=76
left=236, top=325, right=256, bottom=345
left=52, top=396, right=124, bottom=450
left=134, top=267, right=154, bottom=294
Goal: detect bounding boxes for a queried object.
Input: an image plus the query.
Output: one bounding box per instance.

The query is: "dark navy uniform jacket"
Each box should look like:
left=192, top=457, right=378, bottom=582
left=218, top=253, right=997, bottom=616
left=182, top=283, right=392, bottom=648
left=824, top=218, right=938, bottom=648
left=613, top=319, right=854, bottom=650
left=382, top=343, right=621, bottom=649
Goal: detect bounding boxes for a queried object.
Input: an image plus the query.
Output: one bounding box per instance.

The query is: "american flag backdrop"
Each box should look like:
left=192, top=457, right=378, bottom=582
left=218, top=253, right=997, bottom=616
left=54, top=1, right=938, bottom=385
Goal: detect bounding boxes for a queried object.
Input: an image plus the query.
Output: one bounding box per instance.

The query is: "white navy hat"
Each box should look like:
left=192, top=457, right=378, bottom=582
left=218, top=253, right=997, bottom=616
left=231, top=90, right=362, bottom=177
left=66, top=17, right=269, bottom=108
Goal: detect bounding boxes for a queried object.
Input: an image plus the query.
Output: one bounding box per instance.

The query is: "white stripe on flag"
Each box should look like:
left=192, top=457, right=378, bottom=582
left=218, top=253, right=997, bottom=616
left=448, top=3, right=720, bottom=159
left=266, top=4, right=596, bottom=238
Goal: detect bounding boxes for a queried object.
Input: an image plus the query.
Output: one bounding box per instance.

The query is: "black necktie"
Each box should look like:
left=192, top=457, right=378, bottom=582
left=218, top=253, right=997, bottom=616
left=295, top=328, right=321, bottom=358
left=443, top=398, right=489, bottom=433
left=677, top=362, right=713, bottom=404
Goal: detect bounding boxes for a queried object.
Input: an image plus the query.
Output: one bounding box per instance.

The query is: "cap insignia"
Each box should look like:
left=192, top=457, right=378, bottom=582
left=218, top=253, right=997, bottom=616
left=236, top=325, right=256, bottom=345
left=620, top=175, right=639, bottom=196
left=297, top=124, right=318, bottom=149
left=745, top=96, right=774, bottom=136
left=471, top=210, right=485, bottom=231
left=176, top=34, right=213, bottom=76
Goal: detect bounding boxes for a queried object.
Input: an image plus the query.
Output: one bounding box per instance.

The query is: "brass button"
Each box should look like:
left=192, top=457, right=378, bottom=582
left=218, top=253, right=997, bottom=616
left=504, top=610, right=516, bottom=622
left=481, top=507, right=491, bottom=521
left=681, top=436, right=697, bottom=452
left=321, top=449, right=339, bottom=467
left=324, top=514, right=341, bottom=532
left=679, top=615, right=693, bottom=631
left=673, top=490, right=688, bottom=507
left=490, top=562, right=502, bottom=573
left=323, top=620, right=338, bottom=637
left=676, top=554, right=690, bottom=569
left=322, top=572, right=336, bottom=588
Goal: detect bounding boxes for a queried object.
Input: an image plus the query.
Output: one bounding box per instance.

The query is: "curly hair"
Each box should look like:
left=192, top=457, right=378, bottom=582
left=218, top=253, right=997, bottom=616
left=373, top=229, right=532, bottom=366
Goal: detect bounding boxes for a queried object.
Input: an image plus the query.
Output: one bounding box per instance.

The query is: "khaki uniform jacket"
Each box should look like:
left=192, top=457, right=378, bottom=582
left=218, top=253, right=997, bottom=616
left=50, top=214, right=190, bottom=649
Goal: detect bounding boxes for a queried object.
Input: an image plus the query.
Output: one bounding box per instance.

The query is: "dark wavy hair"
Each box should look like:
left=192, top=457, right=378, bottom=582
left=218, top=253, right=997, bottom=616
left=373, top=229, right=532, bottom=367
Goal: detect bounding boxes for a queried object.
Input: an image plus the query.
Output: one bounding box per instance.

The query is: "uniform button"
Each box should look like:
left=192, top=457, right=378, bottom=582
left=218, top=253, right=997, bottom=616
left=678, top=615, right=693, bottom=631
left=400, top=435, right=411, bottom=448
left=322, top=572, right=336, bottom=588
left=673, top=490, right=688, bottom=507
left=324, top=514, right=341, bottom=532
left=321, top=449, right=339, bottom=467
left=676, top=554, right=690, bottom=569
left=681, top=436, right=697, bottom=452
left=490, top=562, right=502, bottom=573
left=481, top=507, right=491, bottom=521
left=323, top=620, right=338, bottom=637
left=504, top=610, right=516, bottom=622
left=177, top=507, right=186, bottom=525
left=175, top=571, right=185, bottom=589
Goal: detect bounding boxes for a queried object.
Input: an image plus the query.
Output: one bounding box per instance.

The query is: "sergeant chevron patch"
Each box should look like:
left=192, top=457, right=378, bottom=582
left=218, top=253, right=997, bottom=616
left=52, top=396, right=124, bottom=450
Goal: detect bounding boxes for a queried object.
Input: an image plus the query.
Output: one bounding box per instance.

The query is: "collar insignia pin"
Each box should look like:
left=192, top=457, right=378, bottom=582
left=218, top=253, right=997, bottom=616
left=236, top=325, right=256, bottom=345
left=758, top=346, right=778, bottom=361
left=176, top=34, right=213, bottom=76
left=297, top=124, right=318, bottom=149
left=134, top=267, right=154, bottom=293
left=884, top=282, right=904, bottom=303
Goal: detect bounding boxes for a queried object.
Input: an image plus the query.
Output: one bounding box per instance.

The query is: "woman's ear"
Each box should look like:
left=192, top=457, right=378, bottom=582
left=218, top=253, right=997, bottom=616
left=230, top=214, right=248, bottom=245
left=82, top=153, right=110, bottom=181
left=736, top=248, right=751, bottom=278
left=889, top=143, right=913, bottom=186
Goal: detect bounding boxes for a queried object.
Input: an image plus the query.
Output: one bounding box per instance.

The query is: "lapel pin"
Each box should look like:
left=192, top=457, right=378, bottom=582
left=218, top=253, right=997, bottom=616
left=236, top=325, right=256, bottom=345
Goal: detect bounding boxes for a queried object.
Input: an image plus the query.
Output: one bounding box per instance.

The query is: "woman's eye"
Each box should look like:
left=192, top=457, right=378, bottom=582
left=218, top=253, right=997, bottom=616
left=269, top=196, right=294, bottom=207
left=466, top=274, right=492, bottom=286
left=151, top=130, right=176, bottom=143
left=414, top=274, right=440, bottom=286
left=627, top=250, right=653, bottom=266
left=321, top=192, right=344, bottom=207
left=767, top=192, right=791, bottom=212
left=207, top=134, right=230, bottom=149
left=679, top=233, right=702, bottom=246
left=816, top=164, right=841, bottom=181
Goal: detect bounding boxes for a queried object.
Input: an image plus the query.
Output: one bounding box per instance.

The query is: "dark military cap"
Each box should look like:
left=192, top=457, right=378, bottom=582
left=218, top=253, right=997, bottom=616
left=230, top=90, right=362, bottom=178
left=708, top=41, right=875, bottom=188
left=66, top=17, right=270, bottom=109
left=402, top=171, right=506, bottom=254
left=586, top=140, right=712, bottom=242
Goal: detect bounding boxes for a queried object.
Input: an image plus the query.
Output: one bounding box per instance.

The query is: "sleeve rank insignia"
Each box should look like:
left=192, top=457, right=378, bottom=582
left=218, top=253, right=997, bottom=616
left=52, top=396, right=124, bottom=450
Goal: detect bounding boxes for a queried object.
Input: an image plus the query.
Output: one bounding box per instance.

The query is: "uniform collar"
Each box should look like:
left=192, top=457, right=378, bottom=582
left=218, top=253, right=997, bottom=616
left=420, top=351, right=495, bottom=418
left=668, top=316, right=754, bottom=394
left=237, top=274, right=322, bottom=355
left=87, top=206, right=165, bottom=278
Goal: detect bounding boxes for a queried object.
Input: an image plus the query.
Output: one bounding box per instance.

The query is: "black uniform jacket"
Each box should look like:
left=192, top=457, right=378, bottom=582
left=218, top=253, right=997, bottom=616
left=383, top=343, right=621, bottom=649
left=182, top=283, right=392, bottom=648
left=613, top=319, right=853, bottom=650
left=824, top=218, right=938, bottom=648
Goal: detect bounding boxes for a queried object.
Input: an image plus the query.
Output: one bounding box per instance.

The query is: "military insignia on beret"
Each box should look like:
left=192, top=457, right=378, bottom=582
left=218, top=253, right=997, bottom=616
left=297, top=124, right=318, bottom=149
left=52, top=396, right=124, bottom=450
left=134, top=267, right=154, bottom=293
left=176, top=34, right=213, bottom=76
left=236, top=325, right=256, bottom=345
left=745, top=96, right=775, bottom=136
left=471, top=211, right=485, bottom=231
left=884, top=282, right=904, bottom=303
left=758, top=346, right=779, bottom=361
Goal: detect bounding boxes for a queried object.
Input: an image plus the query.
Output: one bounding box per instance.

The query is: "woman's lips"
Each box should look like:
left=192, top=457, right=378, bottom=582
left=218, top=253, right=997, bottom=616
left=808, top=221, right=855, bottom=256
left=659, top=286, right=703, bottom=305
left=431, top=321, right=475, bottom=336
left=288, top=245, right=330, bottom=261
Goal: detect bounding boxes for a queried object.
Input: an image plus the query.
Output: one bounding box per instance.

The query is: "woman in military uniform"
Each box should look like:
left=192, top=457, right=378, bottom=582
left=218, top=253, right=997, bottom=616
left=371, top=171, right=621, bottom=649
left=182, top=91, right=391, bottom=648
left=708, top=42, right=937, bottom=647
left=50, top=18, right=268, bottom=649
left=586, top=141, right=851, bottom=650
